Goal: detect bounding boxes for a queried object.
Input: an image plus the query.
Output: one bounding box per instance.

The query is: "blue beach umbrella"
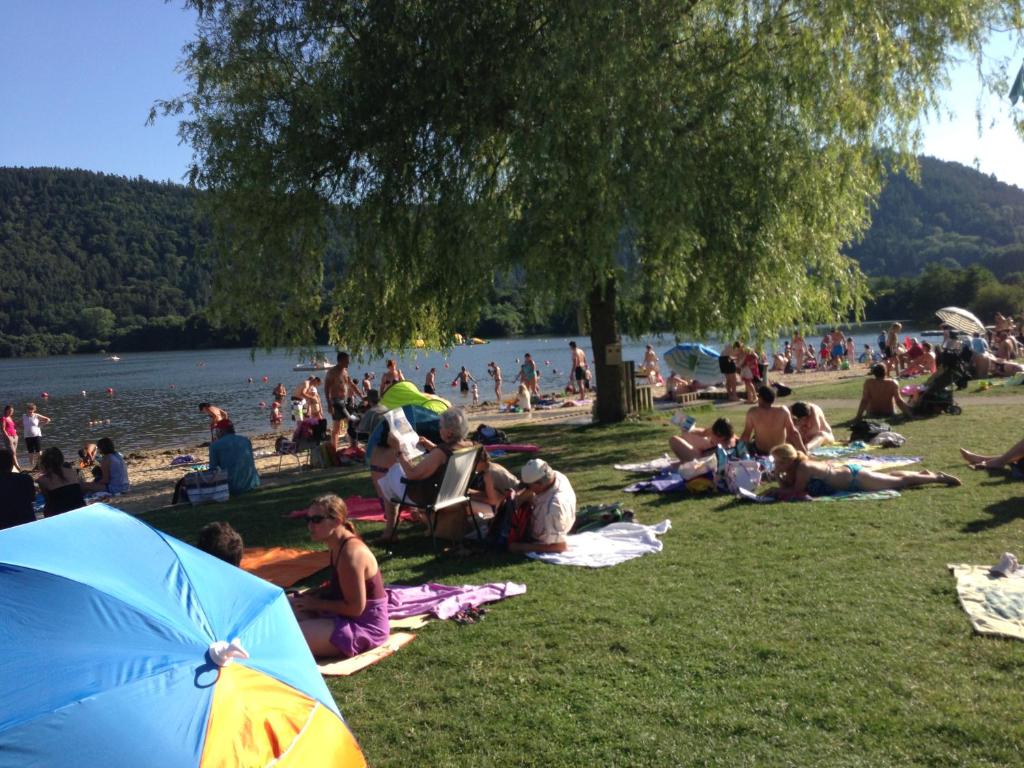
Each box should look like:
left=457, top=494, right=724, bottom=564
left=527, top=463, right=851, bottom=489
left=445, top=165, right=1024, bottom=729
left=0, top=504, right=366, bottom=767
left=664, top=343, right=723, bottom=384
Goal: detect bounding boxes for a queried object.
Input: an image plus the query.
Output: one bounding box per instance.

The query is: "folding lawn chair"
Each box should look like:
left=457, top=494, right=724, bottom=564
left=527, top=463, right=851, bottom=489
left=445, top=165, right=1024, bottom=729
left=390, top=445, right=483, bottom=551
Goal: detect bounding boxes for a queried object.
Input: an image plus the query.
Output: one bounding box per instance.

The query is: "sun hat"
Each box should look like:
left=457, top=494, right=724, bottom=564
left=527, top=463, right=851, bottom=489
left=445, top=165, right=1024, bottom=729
left=520, top=458, right=551, bottom=485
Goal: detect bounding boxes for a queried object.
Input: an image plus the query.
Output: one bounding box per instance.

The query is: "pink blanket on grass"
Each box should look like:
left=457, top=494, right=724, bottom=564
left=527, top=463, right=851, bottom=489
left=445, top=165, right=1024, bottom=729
left=286, top=496, right=416, bottom=522
left=386, top=582, right=527, bottom=620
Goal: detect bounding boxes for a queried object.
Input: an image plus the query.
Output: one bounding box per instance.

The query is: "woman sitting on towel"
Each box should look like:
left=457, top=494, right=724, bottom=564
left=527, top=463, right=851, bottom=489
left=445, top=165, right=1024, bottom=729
left=290, top=494, right=390, bottom=658
left=82, top=437, right=130, bottom=495
left=769, top=443, right=961, bottom=499
left=373, top=406, right=475, bottom=544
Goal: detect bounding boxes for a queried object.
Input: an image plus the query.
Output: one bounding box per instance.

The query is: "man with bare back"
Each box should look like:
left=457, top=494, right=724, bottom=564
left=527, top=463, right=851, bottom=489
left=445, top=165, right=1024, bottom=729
left=325, top=351, right=359, bottom=451
left=854, top=364, right=914, bottom=421
left=739, top=386, right=805, bottom=456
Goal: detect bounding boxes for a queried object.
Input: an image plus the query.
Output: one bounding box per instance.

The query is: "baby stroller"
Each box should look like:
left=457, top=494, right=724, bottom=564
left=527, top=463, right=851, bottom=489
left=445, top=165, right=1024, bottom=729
left=912, top=346, right=972, bottom=415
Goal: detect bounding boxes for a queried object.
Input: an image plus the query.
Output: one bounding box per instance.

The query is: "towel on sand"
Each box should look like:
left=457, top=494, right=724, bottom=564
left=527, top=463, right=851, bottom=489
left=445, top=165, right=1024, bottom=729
left=317, top=632, right=416, bottom=676
left=240, top=547, right=331, bottom=587
left=386, top=582, right=527, bottom=620
left=947, top=563, right=1024, bottom=640
left=527, top=520, right=671, bottom=567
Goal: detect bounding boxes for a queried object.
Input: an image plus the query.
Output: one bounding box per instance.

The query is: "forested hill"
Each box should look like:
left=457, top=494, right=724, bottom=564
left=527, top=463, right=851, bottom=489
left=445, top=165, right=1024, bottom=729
left=1, top=159, right=1023, bottom=356
left=0, top=168, right=222, bottom=355
left=847, top=155, right=1024, bottom=277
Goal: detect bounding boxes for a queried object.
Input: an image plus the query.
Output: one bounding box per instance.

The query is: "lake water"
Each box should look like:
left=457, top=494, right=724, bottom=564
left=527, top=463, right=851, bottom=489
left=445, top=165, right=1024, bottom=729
left=0, top=323, right=910, bottom=455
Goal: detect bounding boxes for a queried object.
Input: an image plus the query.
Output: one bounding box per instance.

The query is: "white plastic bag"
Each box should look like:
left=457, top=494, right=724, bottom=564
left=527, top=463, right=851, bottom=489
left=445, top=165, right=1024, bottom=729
left=679, top=454, right=717, bottom=480
left=724, top=460, right=762, bottom=495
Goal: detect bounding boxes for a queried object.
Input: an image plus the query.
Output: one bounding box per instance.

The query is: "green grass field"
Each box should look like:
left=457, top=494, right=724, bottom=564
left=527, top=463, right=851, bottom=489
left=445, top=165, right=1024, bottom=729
left=143, top=393, right=1024, bottom=767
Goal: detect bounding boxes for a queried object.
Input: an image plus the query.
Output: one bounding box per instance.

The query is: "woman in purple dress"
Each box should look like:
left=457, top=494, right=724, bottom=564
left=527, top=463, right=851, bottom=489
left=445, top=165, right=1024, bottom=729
left=290, top=494, right=390, bottom=658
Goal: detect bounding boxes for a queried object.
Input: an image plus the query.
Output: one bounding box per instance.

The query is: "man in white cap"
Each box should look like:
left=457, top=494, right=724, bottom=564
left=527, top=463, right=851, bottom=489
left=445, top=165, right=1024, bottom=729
left=508, top=458, right=577, bottom=553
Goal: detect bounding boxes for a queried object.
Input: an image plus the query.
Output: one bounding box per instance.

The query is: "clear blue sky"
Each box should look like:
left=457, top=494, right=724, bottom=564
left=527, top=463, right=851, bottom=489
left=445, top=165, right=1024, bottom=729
left=2, top=1, right=1023, bottom=188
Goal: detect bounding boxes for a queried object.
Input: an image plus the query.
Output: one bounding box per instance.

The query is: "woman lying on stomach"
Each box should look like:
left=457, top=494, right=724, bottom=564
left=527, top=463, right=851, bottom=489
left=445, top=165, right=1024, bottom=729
left=768, top=443, right=961, bottom=499
left=289, top=494, right=389, bottom=658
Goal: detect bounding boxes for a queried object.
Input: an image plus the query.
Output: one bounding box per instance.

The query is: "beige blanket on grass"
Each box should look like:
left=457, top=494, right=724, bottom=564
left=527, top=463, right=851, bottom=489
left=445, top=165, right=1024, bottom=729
left=947, top=563, right=1024, bottom=641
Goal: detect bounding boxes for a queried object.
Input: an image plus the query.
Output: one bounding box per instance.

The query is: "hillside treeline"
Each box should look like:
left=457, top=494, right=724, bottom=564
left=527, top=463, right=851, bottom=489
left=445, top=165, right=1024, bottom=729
left=1, top=159, right=1023, bottom=356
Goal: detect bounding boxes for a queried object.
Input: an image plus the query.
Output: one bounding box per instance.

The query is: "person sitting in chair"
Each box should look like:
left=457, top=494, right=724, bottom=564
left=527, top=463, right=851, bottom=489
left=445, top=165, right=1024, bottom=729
left=373, top=406, right=475, bottom=545
left=507, top=459, right=576, bottom=554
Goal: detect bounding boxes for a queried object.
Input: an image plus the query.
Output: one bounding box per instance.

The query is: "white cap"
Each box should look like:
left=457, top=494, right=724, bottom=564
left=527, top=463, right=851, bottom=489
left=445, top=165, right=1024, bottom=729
left=520, top=458, right=551, bottom=485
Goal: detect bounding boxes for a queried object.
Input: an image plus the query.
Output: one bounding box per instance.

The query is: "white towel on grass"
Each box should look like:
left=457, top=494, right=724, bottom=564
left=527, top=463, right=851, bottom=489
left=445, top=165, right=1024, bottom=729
left=613, top=456, right=675, bottom=474
left=526, top=520, right=671, bottom=568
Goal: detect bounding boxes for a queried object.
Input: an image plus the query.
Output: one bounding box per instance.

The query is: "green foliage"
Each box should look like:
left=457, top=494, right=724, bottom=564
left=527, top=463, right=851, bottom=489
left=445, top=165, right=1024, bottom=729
left=165, top=0, right=1024, bottom=423
left=848, top=156, right=1024, bottom=278
left=0, top=167, right=216, bottom=355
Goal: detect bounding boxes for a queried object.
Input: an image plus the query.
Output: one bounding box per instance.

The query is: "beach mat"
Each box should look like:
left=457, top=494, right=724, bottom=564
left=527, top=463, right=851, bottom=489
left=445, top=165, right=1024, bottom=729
left=389, top=613, right=432, bottom=631
left=240, top=547, right=330, bottom=587
left=947, top=564, right=1024, bottom=640
left=738, top=488, right=901, bottom=503
left=614, top=456, right=675, bottom=474
left=317, top=632, right=416, bottom=676
left=284, top=496, right=416, bottom=522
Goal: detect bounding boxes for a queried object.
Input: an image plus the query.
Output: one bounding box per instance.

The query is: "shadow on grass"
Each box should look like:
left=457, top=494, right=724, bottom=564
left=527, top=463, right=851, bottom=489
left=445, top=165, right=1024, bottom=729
left=961, top=495, right=1024, bottom=533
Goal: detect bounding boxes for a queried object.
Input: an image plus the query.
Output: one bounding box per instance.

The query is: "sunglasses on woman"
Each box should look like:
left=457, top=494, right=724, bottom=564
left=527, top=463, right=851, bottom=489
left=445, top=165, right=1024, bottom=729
left=305, top=514, right=327, bottom=524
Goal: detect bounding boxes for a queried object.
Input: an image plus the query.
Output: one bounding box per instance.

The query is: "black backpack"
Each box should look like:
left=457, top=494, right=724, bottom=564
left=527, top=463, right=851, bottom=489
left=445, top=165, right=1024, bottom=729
left=850, top=419, right=891, bottom=442
left=473, top=424, right=508, bottom=445
left=718, top=355, right=737, bottom=375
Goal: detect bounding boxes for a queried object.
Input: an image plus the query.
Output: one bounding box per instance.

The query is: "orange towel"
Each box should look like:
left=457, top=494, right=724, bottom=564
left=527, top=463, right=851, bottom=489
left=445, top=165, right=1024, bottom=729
left=240, top=547, right=330, bottom=587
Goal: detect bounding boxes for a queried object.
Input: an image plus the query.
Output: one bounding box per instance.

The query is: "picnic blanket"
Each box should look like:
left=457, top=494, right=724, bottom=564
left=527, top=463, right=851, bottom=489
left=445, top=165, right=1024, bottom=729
left=614, top=455, right=676, bottom=474
left=386, top=581, right=527, bottom=620
left=947, top=563, right=1024, bottom=640
left=285, top=496, right=416, bottom=522
left=484, top=443, right=540, bottom=455
left=738, top=488, right=901, bottom=503
left=239, top=547, right=330, bottom=587
left=809, top=442, right=870, bottom=458
left=623, top=471, right=687, bottom=493
left=317, top=632, right=417, bottom=676
left=526, top=520, right=671, bottom=568
left=838, top=455, right=921, bottom=471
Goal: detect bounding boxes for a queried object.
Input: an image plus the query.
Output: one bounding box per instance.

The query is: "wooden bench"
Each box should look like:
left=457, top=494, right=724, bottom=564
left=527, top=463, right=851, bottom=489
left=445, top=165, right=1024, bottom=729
left=673, top=391, right=700, bottom=405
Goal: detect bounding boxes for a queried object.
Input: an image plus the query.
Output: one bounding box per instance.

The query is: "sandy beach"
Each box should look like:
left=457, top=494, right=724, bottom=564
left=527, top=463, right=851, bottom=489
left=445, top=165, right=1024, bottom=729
left=105, top=366, right=864, bottom=515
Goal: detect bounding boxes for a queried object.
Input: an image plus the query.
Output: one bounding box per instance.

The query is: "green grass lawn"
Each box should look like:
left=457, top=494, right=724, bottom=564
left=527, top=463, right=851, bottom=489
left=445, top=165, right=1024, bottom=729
left=143, top=395, right=1024, bottom=767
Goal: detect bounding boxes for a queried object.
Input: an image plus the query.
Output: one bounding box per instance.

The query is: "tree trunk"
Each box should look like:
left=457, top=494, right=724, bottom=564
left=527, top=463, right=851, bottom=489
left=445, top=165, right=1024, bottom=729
left=588, top=279, right=627, bottom=424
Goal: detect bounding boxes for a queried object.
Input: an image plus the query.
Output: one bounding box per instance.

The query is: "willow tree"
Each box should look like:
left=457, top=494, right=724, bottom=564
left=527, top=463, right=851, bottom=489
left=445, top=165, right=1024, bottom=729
left=164, top=0, right=1021, bottom=422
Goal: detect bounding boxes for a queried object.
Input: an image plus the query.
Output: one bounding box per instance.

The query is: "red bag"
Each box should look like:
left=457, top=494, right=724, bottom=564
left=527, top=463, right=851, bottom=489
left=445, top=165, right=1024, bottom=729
left=507, top=502, right=532, bottom=544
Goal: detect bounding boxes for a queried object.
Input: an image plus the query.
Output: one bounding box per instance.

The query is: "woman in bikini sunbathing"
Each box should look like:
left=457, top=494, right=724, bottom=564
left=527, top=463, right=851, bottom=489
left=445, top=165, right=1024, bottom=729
left=769, top=443, right=961, bottom=498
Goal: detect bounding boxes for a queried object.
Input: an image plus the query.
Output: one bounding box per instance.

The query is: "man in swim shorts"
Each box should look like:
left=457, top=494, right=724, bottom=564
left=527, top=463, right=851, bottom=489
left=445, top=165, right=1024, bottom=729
left=569, top=341, right=589, bottom=397
left=739, top=386, right=805, bottom=456
left=855, top=364, right=914, bottom=421
left=325, top=352, right=359, bottom=451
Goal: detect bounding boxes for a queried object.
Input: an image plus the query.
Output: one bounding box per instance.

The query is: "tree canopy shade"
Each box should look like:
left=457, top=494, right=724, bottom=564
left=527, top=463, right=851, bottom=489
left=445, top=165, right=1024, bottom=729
left=165, top=0, right=1023, bottom=421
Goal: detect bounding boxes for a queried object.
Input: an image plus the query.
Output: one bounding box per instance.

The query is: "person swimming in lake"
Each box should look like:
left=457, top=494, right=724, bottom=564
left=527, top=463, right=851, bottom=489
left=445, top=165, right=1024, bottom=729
left=768, top=443, right=960, bottom=499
